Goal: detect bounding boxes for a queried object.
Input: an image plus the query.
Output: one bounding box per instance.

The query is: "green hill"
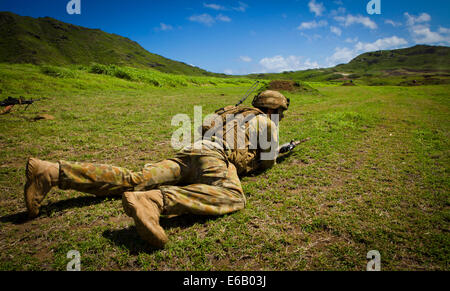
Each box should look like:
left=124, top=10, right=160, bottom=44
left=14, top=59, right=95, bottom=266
left=336, top=45, right=450, bottom=73
left=247, top=45, right=450, bottom=84
left=0, top=11, right=219, bottom=76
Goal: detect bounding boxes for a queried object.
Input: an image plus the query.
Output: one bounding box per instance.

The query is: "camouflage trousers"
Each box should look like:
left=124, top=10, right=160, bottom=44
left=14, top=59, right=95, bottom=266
left=58, top=140, right=245, bottom=216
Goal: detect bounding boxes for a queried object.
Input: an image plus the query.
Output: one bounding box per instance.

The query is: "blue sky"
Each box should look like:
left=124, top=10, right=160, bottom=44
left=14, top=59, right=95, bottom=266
left=1, top=0, right=449, bottom=74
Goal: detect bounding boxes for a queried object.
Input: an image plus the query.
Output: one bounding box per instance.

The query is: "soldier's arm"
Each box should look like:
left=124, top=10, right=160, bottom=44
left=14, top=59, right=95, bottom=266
left=257, top=115, right=279, bottom=170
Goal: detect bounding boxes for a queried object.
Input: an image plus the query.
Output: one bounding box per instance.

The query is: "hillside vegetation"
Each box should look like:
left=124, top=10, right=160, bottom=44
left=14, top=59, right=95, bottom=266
left=0, top=63, right=255, bottom=95
left=0, top=12, right=219, bottom=76
left=338, top=45, right=450, bottom=72
left=247, top=45, right=450, bottom=85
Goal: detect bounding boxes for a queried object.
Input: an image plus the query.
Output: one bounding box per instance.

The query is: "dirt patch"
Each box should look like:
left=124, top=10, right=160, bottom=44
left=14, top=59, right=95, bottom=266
left=33, top=114, right=55, bottom=121
left=268, top=80, right=299, bottom=91
left=267, top=80, right=317, bottom=93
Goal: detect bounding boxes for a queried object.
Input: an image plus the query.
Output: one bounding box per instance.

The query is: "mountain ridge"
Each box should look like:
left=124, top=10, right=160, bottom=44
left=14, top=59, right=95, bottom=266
left=1, top=11, right=449, bottom=80
left=0, top=11, right=220, bottom=76
left=337, top=44, right=450, bottom=72
left=247, top=45, right=450, bottom=83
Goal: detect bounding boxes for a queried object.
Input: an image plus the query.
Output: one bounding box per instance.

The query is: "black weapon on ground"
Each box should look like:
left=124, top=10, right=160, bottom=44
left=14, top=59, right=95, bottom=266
left=278, top=138, right=311, bottom=154
left=0, top=96, right=41, bottom=111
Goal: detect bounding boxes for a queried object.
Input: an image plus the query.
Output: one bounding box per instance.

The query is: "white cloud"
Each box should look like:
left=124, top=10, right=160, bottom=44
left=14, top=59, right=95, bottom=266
left=354, top=36, right=408, bottom=52
left=299, top=32, right=323, bottom=41
left=439, top=27, right=450, bottom=34
left=326, top=36, right=408, bottom=66
left=216, top=14, right=231, bottom=22
left=330, top=26, right=342, bottom=36
left=308, top=0, right=325, bottom=17
left=404, top=12, right=431, bottom=26
left=259, top=55, right=319, bottom=73
left=232, top=1, right=248, bottom=12
left=404, top=12, right=450, bottom=45
left=304, top=59, right=320, bottom=69
left=326, top=47, right=356, bottom=66
left=297, top=20, right=328, bottom=30
left=188, top=14, right=215, bottom=26
left=330, top=7, right=346, bottom=17
left=385, top=19, right=402, bottom=27
left=224, top=69, right=234, bottom=75
left=411, top=25, right=450, bottom=44
left=188, top=13, right=231, bottom=26
left=203, top=3, right=226, bottom=10
left=156, top=22, right=173, bottom=31
left=345, top=37, right=359, bottom=43
left=240, top=56, right=252, bottom=62
left=334, top=14, right=378, bottom=29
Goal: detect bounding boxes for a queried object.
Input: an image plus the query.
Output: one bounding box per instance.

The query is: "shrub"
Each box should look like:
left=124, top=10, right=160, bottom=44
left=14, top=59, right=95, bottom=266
left=40, top=65, right=77, bottom=78
left=113, top=68, right=132, bottom=80
left=326, top=74, right=343, bottom=81
left=89, top=63, right=110, bottom=75
left=85, top=63, right=256, bottom=88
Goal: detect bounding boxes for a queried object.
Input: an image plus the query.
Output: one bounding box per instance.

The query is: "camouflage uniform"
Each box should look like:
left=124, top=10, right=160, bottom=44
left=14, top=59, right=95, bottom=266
left=58, top=115, right=278, bottom=216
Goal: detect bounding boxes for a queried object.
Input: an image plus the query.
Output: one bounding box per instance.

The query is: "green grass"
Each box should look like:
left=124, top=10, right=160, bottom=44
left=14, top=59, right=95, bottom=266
left=0, top=63, right=256, bottom=95
left=0, top=63, right=448, bottom=270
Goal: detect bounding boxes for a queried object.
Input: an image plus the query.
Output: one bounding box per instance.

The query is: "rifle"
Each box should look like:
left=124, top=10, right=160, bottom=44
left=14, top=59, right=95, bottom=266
left=214, top=81, right=260, bottom=116
left=234, top=81, right=260, bottom=107
left=1, top=96, right=41, bottom=113
left=278, top=137, right=311, bottom=154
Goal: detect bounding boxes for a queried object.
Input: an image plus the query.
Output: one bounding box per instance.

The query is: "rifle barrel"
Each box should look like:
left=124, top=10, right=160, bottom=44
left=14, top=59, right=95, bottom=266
left=293, top=137, right=311, bottom=146
left=0, top=98, right=40, bottom=107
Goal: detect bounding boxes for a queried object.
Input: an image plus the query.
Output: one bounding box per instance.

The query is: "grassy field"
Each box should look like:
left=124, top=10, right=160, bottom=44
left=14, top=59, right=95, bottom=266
left=0, top=63, right=448, bottom=270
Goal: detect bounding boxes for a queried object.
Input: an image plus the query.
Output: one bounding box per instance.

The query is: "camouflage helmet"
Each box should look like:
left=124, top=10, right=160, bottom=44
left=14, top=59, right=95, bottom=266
left=252, top=90, right=290, bottom=111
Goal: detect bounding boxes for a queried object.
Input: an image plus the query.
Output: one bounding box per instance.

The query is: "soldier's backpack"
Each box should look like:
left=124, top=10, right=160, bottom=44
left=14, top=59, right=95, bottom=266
left=200, top=105, right=269, bottom=175
left=200, top=105, right=264, bottom=141
left=200, top=81, right=264, bottom=139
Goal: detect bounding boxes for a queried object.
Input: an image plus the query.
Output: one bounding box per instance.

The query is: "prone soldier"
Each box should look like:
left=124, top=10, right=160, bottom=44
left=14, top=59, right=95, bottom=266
left=24, top=90, right=300, bottom=248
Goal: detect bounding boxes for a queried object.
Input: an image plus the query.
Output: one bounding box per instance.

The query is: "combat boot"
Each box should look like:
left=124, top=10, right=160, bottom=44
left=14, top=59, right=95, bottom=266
left=24, top=158, right=59, bottom=218
left=122, top=190, right=168, bottom=248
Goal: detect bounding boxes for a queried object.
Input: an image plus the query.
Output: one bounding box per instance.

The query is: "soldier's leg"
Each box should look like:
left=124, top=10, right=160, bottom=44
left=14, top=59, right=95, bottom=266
left=160, top=157, right=246, bottom=216
left=120, top=155, right=244, bottom=247
left=24, top=157, right=185, bottom=218
left=122, top=190, right=168, bottom=248
left=58, top=159, right=184, bottom=196
left=24, top=158, right=59, bottom=218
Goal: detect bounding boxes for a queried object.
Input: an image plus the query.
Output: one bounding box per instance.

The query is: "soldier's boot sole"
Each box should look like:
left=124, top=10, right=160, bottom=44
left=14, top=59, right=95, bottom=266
left=24, top=158, right=59, bottom=218
left=122, top=191, right=168, bottom=248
